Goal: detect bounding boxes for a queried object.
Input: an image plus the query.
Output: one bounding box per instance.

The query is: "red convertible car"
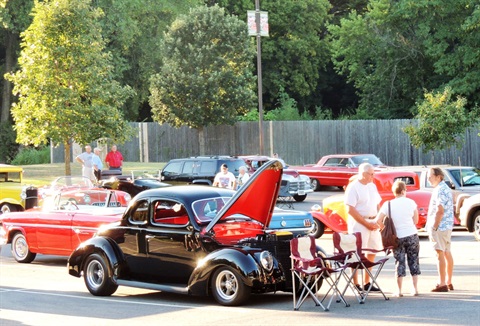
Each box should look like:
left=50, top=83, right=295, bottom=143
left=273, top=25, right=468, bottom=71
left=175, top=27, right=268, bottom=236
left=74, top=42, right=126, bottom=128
left=289, top=153, right=387, bottom=191
left=0, top=188, right=131, bottom=263
left=309, top=170, right=431, bottom=238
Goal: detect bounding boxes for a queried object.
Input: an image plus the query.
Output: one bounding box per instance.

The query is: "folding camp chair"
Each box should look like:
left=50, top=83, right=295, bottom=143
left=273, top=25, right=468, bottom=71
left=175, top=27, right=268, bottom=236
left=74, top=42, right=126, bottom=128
left=277, top=180, right=294, bottom=209
left=331, top=232, right=390, bottom=304
left=290, top=236, right=349, bottom=311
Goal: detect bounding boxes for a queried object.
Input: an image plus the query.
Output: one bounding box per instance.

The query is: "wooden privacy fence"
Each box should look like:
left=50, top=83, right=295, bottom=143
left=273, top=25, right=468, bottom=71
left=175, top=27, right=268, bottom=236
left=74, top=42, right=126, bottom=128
left=52, top=120, right=480, bottom=167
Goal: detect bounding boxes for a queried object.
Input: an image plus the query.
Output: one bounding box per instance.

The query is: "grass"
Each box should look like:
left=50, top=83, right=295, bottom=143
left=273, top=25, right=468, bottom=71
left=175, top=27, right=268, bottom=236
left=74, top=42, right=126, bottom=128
left=21, top=162, right=166, bottom=186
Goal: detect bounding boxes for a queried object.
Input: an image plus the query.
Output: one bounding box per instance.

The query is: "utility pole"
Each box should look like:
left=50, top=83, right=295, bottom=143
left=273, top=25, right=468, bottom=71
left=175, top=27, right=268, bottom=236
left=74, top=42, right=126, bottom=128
left=255, top=0, right=264, bottom=155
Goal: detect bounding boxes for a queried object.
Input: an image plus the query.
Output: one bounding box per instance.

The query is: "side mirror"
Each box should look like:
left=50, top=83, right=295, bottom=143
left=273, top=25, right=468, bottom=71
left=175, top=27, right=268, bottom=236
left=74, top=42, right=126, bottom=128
left=444, top=180, right=455, bottom=189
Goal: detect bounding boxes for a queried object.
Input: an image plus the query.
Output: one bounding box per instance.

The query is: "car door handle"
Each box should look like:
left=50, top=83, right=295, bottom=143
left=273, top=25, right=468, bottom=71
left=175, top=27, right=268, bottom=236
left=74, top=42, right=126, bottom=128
left=73, top=228, right=90, bottom=235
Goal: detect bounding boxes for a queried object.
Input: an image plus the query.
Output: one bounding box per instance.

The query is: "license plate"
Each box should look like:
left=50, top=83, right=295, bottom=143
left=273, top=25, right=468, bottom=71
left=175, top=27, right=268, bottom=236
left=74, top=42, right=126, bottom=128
left=298, top=190, right=305, bottom=195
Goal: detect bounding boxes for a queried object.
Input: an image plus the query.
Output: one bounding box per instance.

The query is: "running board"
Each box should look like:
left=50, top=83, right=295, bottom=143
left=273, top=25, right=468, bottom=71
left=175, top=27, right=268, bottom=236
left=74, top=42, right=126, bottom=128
left=116, top=280, right=189, bottom=294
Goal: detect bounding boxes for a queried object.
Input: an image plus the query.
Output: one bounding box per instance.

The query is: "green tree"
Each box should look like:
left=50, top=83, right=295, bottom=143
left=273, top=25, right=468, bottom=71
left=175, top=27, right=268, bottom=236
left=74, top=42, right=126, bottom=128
left=206, top=0, right=332, bottom=116
left=328, top=0, right=480, bottom=119
left=403, top=87, right=480, bottom=159
left=149, top=5, right=256, bottom=154
left=6, top=0, right=133, bottom=174
left=92, top=0, right=200, bottom=121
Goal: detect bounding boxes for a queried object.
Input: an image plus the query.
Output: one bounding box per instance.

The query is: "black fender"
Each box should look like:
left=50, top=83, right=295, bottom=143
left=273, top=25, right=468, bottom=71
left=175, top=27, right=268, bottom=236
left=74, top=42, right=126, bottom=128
left=188, top=247, right=283, bottom=296
left=68, top=237, right=124, bottom=279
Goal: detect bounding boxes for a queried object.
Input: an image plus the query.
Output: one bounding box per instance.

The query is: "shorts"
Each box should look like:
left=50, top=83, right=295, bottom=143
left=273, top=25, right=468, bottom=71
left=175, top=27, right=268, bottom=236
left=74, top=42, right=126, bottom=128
left=350, top=222, right=383, bottom=252
left=429, top=229, right=452, bottom=252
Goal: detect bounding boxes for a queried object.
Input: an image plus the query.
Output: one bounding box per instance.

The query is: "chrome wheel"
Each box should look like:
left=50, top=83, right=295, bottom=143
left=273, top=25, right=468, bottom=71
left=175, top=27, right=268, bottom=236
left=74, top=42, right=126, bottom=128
left=473, top=211, right=480, bottom=241
left=211, top=267, right=249, bottom=306
left=83, top=253, right=118, bottom=296
left=11, top=233, right=36, bottom=263
left=86, top=259, right=105, bottom=291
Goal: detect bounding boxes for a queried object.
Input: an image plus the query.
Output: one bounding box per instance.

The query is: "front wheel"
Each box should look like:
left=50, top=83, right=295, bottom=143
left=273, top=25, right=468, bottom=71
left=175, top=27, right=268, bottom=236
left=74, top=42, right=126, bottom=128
left=11, top=233, right=36, bottom=263
left=211, top=266, right=250, bottom=306
left=293, top=194, right=307, bottom=202
left=310, top=219, right=325, bottom=238
left=472, top=211, right=480, bottom=241
left=311, top=179, right=320, bottom=191
left=84, top=253, right=118, bottom=296
left=1, top=203, right=18, bottom=215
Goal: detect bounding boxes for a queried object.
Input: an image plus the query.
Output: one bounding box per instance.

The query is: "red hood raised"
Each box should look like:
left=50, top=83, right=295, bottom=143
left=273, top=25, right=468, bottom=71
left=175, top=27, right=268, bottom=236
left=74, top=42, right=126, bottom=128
left=205, top=159, right=283, bottom=232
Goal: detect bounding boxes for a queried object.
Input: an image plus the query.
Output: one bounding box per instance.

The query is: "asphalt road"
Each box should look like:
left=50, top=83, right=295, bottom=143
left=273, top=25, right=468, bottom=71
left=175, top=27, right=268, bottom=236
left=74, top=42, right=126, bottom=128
left=1, top=188, right=479, bottom=326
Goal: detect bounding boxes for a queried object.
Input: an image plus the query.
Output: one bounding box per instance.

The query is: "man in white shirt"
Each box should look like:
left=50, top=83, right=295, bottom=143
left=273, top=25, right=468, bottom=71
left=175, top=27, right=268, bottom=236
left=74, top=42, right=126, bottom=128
left=344, top=163, right=382, bottom=291
left=213, top=164, right=236, bottom=190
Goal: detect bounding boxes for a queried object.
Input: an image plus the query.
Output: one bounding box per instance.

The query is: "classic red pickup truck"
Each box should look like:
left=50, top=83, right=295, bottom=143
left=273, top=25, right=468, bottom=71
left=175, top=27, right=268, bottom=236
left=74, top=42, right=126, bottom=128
left=288, top=154, right=387, bottom=191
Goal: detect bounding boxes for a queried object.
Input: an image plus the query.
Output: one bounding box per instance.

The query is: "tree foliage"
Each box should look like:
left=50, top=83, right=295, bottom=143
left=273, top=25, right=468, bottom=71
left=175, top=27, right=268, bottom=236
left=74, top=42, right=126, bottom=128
left=403, top=87, right=480, bottom=153
left=91, top=0, right=200, bottom=121
left=6, top=0, right=133, bottom=174
left=328, top=0, right=480, bottom=119
left=206, top=0, right=332, bottom=115
left=150, top=5, right=256, bottom=130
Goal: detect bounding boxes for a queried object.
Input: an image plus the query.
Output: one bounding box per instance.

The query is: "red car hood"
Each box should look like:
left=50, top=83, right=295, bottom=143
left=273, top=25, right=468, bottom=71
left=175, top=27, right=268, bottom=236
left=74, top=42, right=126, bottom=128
left=205, top=159, right=283, bottom=232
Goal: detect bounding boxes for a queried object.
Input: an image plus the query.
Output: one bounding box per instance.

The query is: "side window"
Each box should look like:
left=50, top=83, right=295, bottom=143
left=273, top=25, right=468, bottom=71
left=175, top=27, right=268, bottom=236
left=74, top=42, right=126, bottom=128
left=181, top=160, right=195, bottom=174
left=129, top=199, right=149, bottom=224
left=199, top=161, right=216, bottom=174
left=152, top=200, right=188, bottom=226
left=324, top=158, right=342, bottom=167
left=228, top=160, right=245, bottom=175
left=192, top=197, right=227, bottom=223
left=162, top=162, right=183, bottom=176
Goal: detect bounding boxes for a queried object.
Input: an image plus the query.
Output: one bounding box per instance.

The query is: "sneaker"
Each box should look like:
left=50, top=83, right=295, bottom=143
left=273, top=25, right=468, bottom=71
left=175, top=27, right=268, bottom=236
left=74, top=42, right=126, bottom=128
left=447, top=284, right=454, bottom=291
left=364, top=282, right=380, bottom=292
left=431, top=284, right=448, bottom=292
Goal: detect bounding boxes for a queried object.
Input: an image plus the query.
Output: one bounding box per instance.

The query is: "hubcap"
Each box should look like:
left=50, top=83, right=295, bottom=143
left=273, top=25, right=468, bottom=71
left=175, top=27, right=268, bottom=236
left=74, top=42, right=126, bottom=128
left=216, top=270, right=238, bottom=300
left=86, top=260, right=104, bottom=290
left=14, top=237, right=28, bottom=259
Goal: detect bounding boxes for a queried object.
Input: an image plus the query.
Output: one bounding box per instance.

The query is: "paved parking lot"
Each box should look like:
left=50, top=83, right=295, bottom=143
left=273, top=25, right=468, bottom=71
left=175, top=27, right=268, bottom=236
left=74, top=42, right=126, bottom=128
left=1, top=228, right=479, bottom=326
left=1, top=189, right=479, bottom=325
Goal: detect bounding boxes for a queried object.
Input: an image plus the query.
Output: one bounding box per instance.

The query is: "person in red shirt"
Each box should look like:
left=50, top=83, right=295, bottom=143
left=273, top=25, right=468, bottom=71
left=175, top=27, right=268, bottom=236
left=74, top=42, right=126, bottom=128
left=105, top=145, right=124, bottom=171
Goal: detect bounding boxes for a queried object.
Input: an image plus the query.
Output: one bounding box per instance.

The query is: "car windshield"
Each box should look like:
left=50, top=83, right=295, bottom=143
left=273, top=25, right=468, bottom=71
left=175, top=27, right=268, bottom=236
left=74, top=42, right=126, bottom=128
left=51, top=176, right=94, bottom=190
left=192, top=196, right=232, bottom=224
left=53, top=190, right=130, bottom=210
left=0, top=171, right=21, bottom=183
left=450, top=168, right=480, bottom=186
left=350, top=155, right=384, bottom=167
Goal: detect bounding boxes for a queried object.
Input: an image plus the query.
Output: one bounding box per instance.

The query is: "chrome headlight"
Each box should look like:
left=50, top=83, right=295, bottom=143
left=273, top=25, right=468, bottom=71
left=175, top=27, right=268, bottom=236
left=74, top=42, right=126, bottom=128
left=20, top=186, right=28, bottom=200
left=260, top=251, right=274, bottom=271
left=311, top=204, right=322, bottom=212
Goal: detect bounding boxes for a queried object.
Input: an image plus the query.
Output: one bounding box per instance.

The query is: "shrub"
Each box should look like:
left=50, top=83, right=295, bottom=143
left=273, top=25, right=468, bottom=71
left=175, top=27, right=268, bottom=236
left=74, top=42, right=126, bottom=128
left=11, top=146, right=50, bottom=165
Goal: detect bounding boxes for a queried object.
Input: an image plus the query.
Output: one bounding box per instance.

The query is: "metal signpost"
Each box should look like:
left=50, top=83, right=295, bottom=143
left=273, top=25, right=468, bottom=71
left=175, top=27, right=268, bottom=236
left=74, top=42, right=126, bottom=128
left=248, top=1, right=268, bottom=155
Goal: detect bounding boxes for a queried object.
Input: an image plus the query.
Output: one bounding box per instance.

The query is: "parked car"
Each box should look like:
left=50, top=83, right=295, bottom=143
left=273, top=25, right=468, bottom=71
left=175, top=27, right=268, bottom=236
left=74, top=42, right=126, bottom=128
left=309, top=170, right=431, bottom=238
left=388, top=165, right=480, bottom=226
left=67, top=160, right=323, bottom=306
left=0, top=188, right=132, bottom=263
left=459, top=194, right=480, bottom=241
left=0, top=164, right=38, bottom=214
left=412, top=165, right=480, bottom=195
left=239, top=155, right=313, bottom=202
left=38, top=176, right=96, bottom=204
left=160, top=156, right=245, bottom=186
left=288, top=154, right=387, bottom=191
left=100, top=170, right=171, bottom=197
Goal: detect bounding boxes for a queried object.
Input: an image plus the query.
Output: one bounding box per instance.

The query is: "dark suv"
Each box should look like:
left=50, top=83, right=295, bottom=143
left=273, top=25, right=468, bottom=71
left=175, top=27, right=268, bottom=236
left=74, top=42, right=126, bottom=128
left=160, top=156, right=245, bottom=186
